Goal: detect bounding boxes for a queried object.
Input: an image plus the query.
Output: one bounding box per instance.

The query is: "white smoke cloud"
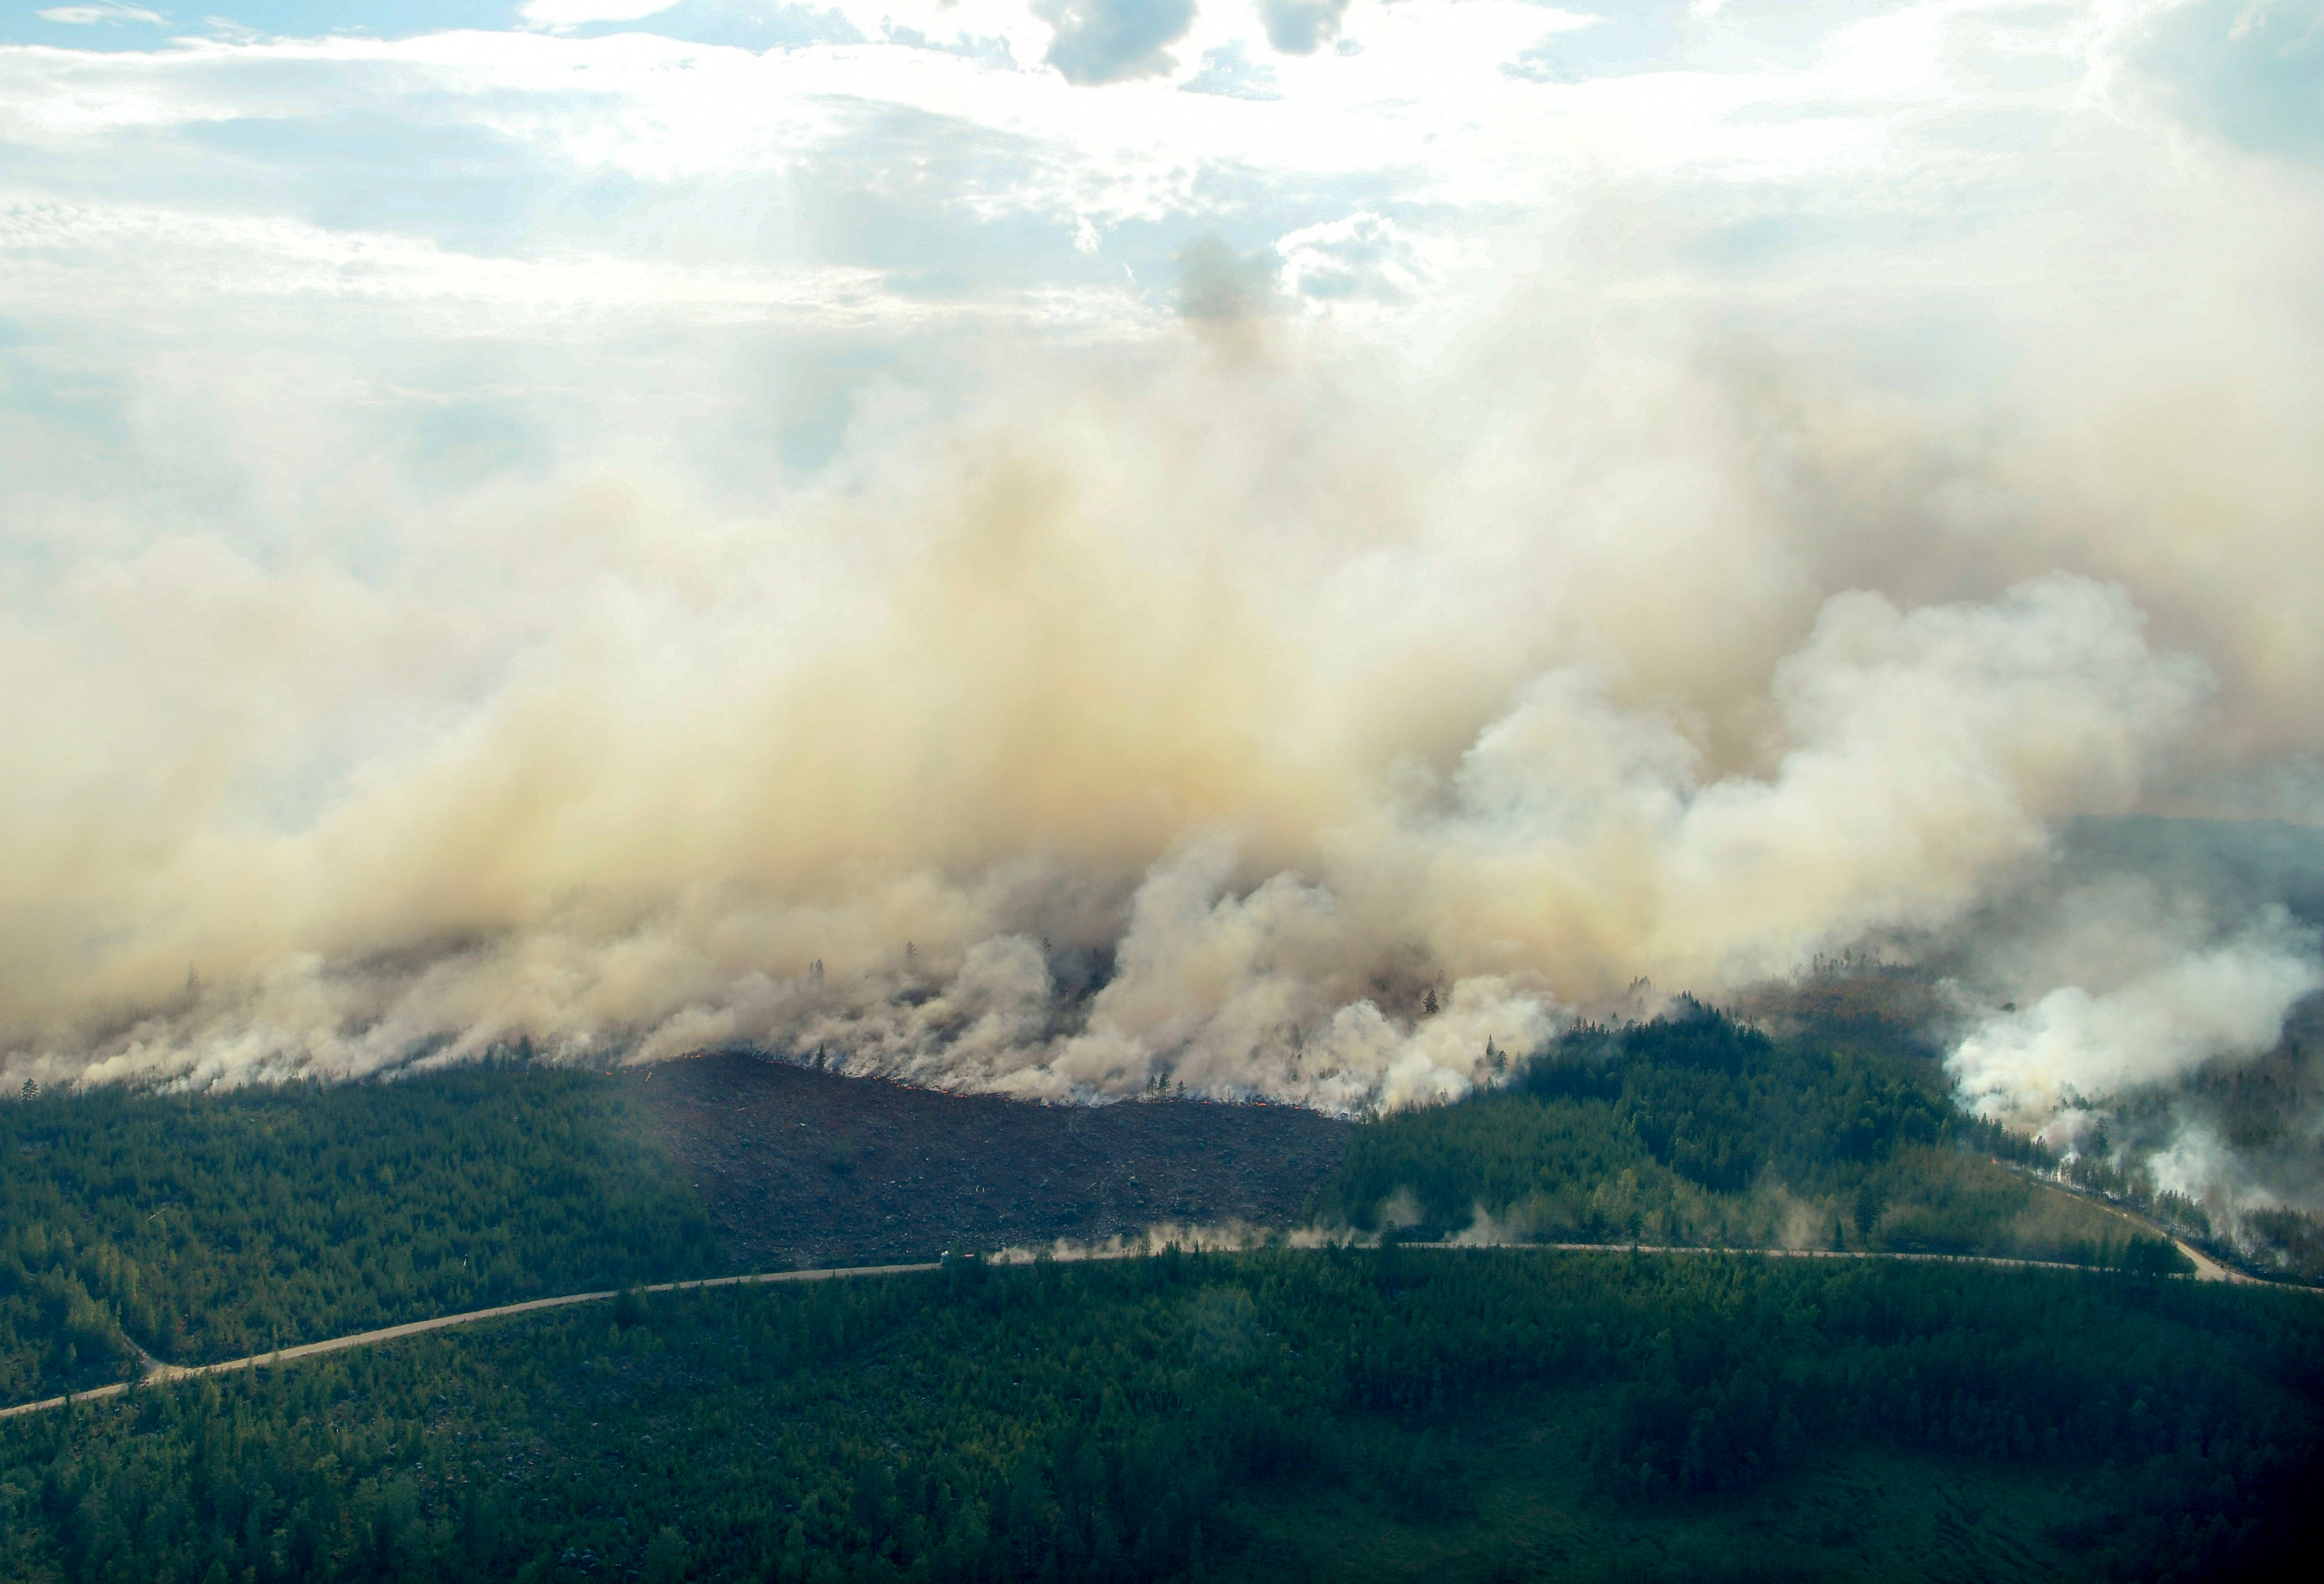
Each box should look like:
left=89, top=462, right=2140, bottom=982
left=1947, top=915, right=2324, bottom=1149
left=1, top=2, right=2321, bottom=1157
left=0, top=452, right=2214, bottom=1115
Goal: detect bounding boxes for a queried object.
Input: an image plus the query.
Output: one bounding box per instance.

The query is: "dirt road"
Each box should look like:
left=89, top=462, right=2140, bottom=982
left=0, top=1262, right=934, bottom=1422
left=3, top=1232, right=2289, bottom=1421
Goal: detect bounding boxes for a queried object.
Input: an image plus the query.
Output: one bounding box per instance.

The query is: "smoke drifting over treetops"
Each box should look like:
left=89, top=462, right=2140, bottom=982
left=8, top=309, right=2320, bottom=1161
left=3, top=3, right=2322, bottom=1219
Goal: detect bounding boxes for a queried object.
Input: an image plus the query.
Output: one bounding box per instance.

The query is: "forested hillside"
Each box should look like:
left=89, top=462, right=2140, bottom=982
left=3, top=1249, right=2315, bottom=1583
left=632, top=1053, right=1350, bottom=1271
left=0, top=1068, right=716, bottom=1405
left=2, top=1009, right=2201, bottom=1416
left=1313, top=1006, right=2185, bottom=1271
left=1738, top=964, right=2324, bottom=1281
left=4, top=1018, right=2314, bottom=1579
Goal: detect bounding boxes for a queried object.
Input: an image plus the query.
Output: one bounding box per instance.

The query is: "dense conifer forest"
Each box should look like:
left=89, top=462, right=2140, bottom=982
left=5, top=1008, right=2317, bottom=1579
left=3, top=1008, right=2192, bottom=1419
left=0, top=1068, right=716, bottom=1403
left=2, top=1249, right=2316, bottom=1582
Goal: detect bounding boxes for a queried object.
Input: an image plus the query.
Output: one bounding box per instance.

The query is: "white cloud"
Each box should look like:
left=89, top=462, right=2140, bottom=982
left=0, top=199, right=907, bottom=319
left=518, top=0, right=684, bottom=27
left=1034, top=0, right=1199, bottom=86
left=1276, top=211, right=1436, bottom=303
left=1259, top=0, right=1350, bottom=55
left=37, top=3, right=167, bottom=24
left=1181, top=40, right=1282, bottom=98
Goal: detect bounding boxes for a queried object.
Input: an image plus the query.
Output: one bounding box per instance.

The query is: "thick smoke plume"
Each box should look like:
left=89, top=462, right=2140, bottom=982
left=1936, top=831, right=2324, bottom=1225
left=1950, top=919, right=2323, bottom=1150
left=4, top=3, right=2323, bottom=1231
left=0, top=321, right=2301, bottom=1124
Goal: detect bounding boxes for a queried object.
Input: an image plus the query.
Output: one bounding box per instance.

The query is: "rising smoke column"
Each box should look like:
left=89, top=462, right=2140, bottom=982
left=0, top=3, right=2320, bottom=1224
left=0, top=390, right=2226, bottom=1112
left=0, top=304, right=2310, bottom=1129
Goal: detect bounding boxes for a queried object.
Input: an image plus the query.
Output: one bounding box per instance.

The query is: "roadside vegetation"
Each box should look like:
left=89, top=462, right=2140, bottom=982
left=2, top=1248, right=2315, bottom=1582
left=0, top=1067, right=716, bottom=1405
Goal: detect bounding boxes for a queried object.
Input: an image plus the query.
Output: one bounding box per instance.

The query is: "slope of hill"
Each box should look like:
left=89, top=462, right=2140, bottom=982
left=1736, top=954, right=2324, bottom=1282
left=1313, top=1006, right=2183, bottom=1272
left=627, top=1052, right=1354, bottom=1270
left=1, top=1056, right=1357, bottom=1411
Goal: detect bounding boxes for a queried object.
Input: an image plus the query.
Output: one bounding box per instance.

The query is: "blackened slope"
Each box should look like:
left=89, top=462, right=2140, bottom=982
left=629, top=1053, right=1353, bottom=1269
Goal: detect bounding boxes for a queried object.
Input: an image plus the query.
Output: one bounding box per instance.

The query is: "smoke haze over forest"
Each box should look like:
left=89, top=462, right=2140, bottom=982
left=3, top=3, right=2322, bottom=1218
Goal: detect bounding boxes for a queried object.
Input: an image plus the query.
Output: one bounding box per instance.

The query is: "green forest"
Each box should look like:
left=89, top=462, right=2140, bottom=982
left=0, top=1008, right=2216, bottom=1417
left=1315, top=1006, right=2187, bottom=1271
left=3, top=1249, right=2317, bottom=1583
left=0, top=1067, right=716, bottom=1403
left=3, top=1010, right=2315, bottom=1579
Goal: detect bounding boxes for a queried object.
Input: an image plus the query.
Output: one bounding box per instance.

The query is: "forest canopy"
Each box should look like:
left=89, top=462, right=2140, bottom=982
left=3, top=1249, right=2316, bottom=1583
left=1314, top=1006, right=2189, bottom=1274
left=0, top=1067, right=715, bottom=1404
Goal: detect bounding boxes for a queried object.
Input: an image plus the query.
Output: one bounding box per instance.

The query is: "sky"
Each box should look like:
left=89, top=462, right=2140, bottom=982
left=3, top=2, right=2323, bottom=1205
left=3, top=2, right=2316, bottom=495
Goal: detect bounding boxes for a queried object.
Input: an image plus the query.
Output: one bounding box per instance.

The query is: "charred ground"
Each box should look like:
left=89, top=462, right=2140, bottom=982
left=625, top=1051, right=1354, bottom=1271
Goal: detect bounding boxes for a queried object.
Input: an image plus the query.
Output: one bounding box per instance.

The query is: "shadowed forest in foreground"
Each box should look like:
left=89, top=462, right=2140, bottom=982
left=3, top=1249, right=2317, bottom=1583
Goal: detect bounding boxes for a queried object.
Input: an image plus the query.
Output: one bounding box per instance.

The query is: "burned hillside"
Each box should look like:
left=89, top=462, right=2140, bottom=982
left=627, top=1052, right=1355, bottom=1271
